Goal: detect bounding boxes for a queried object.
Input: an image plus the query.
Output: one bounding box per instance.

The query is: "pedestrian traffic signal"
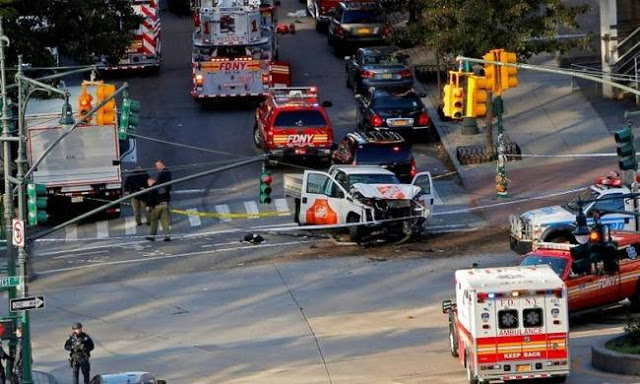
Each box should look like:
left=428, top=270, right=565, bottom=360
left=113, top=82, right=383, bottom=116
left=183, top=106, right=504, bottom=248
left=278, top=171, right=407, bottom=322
left=466, top=75, right=490, bottom=118
left=119, top=97, right=141, bottom=140
left=27, top=183, right=48, bottom=225
left=78, top=86, right=93, bottom=122
left=499, top=51, right=518, bottom=91
left=615, top=126, right=637, bottom=171
left=259, top=170, right=273, bottom=204
left=0, top=320, right=13, bottom=340
left=442, top=71, right=465, bottom=119
left=95, top=83, right=116, bottom=125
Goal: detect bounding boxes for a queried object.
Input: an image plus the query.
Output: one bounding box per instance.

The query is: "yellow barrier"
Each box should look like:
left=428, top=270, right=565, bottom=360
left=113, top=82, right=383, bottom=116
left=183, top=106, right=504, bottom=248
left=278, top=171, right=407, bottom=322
left=170, top=208, right=291, bottom=219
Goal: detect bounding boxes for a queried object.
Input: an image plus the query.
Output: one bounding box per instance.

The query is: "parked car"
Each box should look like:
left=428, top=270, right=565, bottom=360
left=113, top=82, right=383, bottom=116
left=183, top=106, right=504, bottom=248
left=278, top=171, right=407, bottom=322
left=345, top=46, right=413, bottom=94
left=355, top=88, right=435, bottom=141
left=90, top=371, right=166, bottom=384
left=332, top=130, right=417, bottom=182
left=328, top=1, right=391, bottom=53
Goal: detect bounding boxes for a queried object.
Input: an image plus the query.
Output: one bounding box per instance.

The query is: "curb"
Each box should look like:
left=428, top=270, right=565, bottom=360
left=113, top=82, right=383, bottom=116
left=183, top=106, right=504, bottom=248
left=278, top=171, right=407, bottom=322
left=591, top=334, right=640, bottom=375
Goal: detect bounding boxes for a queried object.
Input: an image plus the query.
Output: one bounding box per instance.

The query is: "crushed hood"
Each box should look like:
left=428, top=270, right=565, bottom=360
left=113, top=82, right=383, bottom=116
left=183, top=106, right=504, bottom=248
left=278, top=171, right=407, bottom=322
left=351, top=183, right=420, bottom=199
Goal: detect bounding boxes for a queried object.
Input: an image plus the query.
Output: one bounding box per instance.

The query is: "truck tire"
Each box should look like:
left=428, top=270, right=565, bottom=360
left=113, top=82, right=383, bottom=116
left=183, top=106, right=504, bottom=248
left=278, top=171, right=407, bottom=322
left=548, top=376, right=567, bottom=383
left=253, top=123, right=262, bottom=149
left=347, top=214, right=362, bottom=243
left=448, top=321, right=459, bottom=357
left=465, top=353, right=478, bottom=384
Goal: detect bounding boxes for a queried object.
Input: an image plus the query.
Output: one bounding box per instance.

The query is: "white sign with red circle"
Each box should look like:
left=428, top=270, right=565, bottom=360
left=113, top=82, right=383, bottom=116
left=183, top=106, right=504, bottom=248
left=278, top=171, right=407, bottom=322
left=12, top=219, right=24, bottom=247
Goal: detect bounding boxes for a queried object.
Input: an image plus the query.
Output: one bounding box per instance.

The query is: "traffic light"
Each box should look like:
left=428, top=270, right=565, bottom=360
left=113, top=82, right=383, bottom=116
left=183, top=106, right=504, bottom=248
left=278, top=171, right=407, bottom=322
left=119, top=97, right=141, bottom=140
left=95, top=83, right=117, bottom=125
left=466, top=75, right=490, bottom=118
left=0, top=320, right=13, bottom=340
left=615, top=126, right=637, bottom=171
left=27, top=183, right=48, bottom=225
left=259, top=170, right=273, bottom=204
left=78, top=86, right=93, bottom=122
left=499, top=51, right=518, bottom=91
left=482, top=51, right=499, bottom=92
left=442, top=71, right=464, bottom=119
left=588, top=224, right=619, bottom=274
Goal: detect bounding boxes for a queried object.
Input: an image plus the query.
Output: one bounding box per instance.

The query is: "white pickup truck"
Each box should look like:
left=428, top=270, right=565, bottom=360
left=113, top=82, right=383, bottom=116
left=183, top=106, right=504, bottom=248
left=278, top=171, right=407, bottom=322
left=284, top=165, right=434, bottom=242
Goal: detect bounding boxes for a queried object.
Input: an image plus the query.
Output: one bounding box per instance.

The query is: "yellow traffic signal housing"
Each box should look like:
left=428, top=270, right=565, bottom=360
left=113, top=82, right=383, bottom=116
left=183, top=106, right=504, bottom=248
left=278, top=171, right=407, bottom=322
left=466, top=75, right=489, bottom=118
left=499, top=51, right=518, bottom=90
left=78, top=86, right=93, bottom=122
left=95, top=83, right=117, bottom=125
left=482, top=51, right=499, bottom=93
left=442, top=71, right=465, bottom=119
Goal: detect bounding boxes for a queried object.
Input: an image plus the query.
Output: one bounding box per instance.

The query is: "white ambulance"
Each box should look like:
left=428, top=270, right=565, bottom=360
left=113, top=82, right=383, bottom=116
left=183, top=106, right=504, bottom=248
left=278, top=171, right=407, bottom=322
left=442, top=265, right=569, bottom=383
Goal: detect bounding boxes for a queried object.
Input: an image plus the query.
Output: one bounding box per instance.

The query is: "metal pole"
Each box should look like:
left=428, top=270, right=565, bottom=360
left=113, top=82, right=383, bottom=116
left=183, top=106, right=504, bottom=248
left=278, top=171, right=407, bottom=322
left=494, top=96, right=507, bottom=197
left=32, top=155, right=266, bottom=240
left=5, top=65, right=95, bottom=91
left=636, top=56, right=639, bottom=105
left=0, top=18, right=17, bottom=383
left=15, top=54, right=32, bottom=384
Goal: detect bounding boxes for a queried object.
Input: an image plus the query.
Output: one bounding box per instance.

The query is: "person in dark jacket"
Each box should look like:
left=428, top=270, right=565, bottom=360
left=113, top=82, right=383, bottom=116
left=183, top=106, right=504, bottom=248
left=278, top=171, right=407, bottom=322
left=12, top=327, right=23, bottom=384
left=123, top=165, right=150, bottom=226
left=0, top=341, right=12, bottom=384
left=146, top=160, right=172, bottom=242
left=64, top=323, right=94, bottom=384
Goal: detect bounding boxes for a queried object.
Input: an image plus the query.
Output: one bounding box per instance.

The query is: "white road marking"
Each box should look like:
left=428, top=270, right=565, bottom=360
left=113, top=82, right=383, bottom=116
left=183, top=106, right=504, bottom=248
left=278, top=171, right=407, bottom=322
left=39, top=240, right=315, bottom=275
left=215, top=204, right=231, bottom=222
left=187, top=209, right=202, bottom=227
left=96, top=221, right=109, bottom=239
left=34, top=241, right=149, bottom=256
left=274, top=198, right=290, bottom=216
left=53, top=250, right=109, bottom=259
left=124, top=217, right=137, bottom=235
left=65, top=225, right=77, bottom=241
left=244, top=201, right=259, bottom=219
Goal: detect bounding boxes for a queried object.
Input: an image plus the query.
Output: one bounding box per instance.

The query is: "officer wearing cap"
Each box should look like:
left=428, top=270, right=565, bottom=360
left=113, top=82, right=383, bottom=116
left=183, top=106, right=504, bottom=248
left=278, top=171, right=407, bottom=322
left=64, top=323, right=94, bottom=384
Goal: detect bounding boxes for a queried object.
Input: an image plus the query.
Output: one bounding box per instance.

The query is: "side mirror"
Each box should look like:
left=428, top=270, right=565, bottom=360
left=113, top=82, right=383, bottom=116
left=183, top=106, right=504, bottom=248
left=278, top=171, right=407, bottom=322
left=322, top=101, right=333, bottom=108
left=418, top=92, right=427, bottom=98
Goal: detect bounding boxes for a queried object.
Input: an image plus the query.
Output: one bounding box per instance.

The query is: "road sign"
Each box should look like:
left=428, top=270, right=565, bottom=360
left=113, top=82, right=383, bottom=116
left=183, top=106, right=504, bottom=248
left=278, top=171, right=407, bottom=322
left=11, top=219, right=24, bottom=247
left=10, top=296, right=45, bottom=311
left=0, top=276, right=22, bottom=288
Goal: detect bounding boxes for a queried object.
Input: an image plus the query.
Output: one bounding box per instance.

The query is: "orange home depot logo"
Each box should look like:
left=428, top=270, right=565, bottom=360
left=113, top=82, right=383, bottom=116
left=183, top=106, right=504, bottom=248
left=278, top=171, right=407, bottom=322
left=306, top=198, right=337, bottom=225
left=376, top=185, right=405, bottom=199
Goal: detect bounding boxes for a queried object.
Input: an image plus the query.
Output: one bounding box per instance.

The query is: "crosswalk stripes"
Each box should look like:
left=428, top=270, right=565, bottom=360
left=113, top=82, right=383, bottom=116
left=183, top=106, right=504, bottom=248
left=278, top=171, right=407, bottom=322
left=244, top=201, right=259, bottom=219
left=187, top=209, right=202, bottom=227
left=97, top=221, right=109, bottom=239
left=65, top=225, right=77, bottom=241
left=124, top=217, right=137, bottom=235
left=274, top=198, right=289, bottom=216
left=215, top=204, right=231, bottom=223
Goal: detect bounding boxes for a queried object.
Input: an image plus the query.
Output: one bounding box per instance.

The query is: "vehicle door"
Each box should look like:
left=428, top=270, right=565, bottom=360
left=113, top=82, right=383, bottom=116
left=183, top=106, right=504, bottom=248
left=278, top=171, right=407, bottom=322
left=299, top=170, right=349, bottom=225
left=411, top=171, right=434, bottom=207
left=565, top=264, right=620, bottom=311
left=586, top=192, right=632, bottom=231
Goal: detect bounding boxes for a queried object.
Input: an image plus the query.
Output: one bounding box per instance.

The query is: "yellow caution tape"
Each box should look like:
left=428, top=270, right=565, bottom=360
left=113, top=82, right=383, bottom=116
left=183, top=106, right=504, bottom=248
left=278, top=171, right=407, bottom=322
left=170, top=208, right=291, bottom=219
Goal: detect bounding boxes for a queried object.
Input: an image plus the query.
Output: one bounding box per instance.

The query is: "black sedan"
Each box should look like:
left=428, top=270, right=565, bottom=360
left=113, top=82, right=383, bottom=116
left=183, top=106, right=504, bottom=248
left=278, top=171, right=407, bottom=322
left=345, top=46, right=413, bottom=94
left=355, top=88, right=435, bottom=141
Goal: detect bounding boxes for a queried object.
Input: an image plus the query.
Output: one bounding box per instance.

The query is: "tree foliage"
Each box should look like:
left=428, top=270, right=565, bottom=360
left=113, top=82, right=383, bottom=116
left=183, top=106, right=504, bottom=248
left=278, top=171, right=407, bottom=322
left=0, top=0, right=143, bottom=67
left=395, top=0, right=591, bottom=59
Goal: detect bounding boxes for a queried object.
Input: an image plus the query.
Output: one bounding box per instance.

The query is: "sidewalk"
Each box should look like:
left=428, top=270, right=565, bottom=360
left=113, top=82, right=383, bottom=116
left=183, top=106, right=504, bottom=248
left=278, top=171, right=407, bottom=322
left=417, top=54, right=640, bottom=226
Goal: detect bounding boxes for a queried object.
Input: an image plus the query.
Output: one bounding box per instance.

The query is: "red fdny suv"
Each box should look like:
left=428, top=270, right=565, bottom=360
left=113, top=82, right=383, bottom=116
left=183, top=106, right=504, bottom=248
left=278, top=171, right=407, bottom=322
left=253, top=87, right=334, bottom=165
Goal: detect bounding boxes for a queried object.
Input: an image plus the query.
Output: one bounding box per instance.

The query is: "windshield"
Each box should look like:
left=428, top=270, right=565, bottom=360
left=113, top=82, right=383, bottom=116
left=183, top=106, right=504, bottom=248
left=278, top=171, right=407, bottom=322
left=565, top=188, right=599, bottom=212
left=348, top=173, right=400, bottom=187
left=274, top=110, right=327, bottom=128
left=343, top=10, right=384, bottom=24
left=520, top=255, right=568, bottom=277
left=364, top=54, right=403, bottom=65
left=374, top=93, right=422, bottom=109
left=356, top=144, right=412, bottom=163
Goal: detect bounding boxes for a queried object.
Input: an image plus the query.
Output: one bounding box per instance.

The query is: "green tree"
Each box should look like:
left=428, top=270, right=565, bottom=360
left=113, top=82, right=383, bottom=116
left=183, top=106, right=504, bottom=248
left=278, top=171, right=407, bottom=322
left=395, top=0, right=591, bottom=58
left=0, top=0, right=143, bottom=68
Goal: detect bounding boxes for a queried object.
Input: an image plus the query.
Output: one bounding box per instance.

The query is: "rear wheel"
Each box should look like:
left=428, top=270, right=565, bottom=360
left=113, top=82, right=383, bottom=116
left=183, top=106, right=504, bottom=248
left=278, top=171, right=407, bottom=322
left=253, top=123, right=262, bottom=149
left=448, top=321, right=458, bottom=357
left=347, top=214, right=362, bottom=243
left=465, top=353, right=478, bottom=384
left=547, top=376, right=567, bottom=383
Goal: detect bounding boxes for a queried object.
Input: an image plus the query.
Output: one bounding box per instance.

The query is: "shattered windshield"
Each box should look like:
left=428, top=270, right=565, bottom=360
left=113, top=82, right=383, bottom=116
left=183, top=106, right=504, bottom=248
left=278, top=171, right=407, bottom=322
left=565, top=188, right=599, bottom=212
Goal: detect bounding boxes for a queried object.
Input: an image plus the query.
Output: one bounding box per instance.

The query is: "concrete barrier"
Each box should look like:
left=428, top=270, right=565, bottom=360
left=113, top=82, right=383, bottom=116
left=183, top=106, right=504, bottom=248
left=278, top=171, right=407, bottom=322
left=592, top=334, right=640, bottom=375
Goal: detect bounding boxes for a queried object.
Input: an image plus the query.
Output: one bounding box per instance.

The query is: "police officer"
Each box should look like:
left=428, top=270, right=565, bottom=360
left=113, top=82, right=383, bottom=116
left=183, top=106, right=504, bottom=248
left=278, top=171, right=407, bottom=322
left=146, top=160, right=172, bottom=242
left=64, top=323, right=94, bottom=384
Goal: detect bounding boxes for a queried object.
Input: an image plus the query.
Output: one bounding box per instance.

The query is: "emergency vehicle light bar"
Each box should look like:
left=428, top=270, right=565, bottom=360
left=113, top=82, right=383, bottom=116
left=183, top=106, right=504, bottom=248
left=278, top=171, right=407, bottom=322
left=532, top=242, right=575, bottom=251
left=477, top=288, right=563, bottom=302
left=270, top=87, right=319, bottom=105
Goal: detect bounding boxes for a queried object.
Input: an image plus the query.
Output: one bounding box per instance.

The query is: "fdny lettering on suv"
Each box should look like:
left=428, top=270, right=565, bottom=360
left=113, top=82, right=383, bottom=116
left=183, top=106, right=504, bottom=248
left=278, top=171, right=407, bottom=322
left=287, top=134, right=315, bottom=146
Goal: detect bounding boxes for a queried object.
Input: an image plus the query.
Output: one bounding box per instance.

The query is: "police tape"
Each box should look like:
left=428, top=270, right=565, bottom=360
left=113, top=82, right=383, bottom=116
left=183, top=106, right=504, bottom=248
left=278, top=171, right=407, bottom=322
left=170, top=208, right=291, bottom=219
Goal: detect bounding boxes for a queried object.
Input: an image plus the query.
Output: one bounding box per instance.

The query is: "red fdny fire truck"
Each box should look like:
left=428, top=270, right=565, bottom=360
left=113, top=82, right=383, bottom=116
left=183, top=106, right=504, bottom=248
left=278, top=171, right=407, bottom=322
left=520, top=230, right=640, bottom=312
left=253, top=87, right=334, bottom=165
left=443, top=266, right=569, bottom=383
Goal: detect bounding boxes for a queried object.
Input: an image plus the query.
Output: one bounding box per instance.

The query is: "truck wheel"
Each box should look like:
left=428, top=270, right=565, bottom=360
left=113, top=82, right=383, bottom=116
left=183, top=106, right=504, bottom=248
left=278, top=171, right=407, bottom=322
left=253, top=123, right=262, bottom=149
left=347, top=214, right=362, bottom=243
left=448, top=322, right=458, bottom=357
left=548, top=376, right=567, bottom=383
left=465, top=353, right=478, bottom=384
